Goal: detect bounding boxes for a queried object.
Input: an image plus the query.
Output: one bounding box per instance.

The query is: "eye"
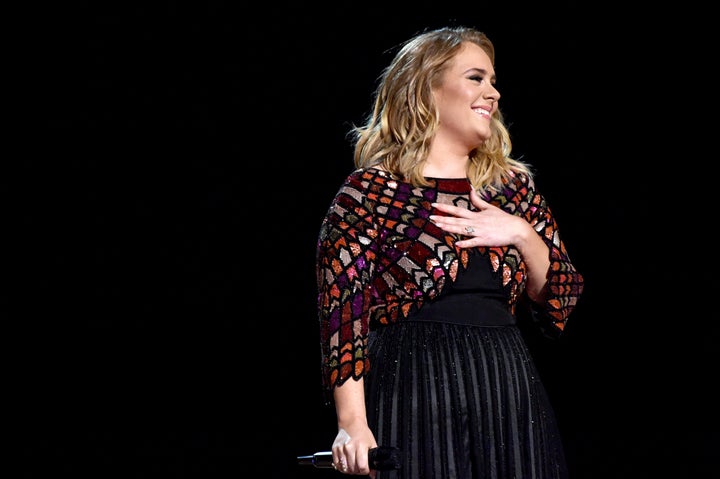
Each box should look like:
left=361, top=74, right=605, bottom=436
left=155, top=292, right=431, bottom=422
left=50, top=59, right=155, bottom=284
left=469, top=74, right=484, bottom=83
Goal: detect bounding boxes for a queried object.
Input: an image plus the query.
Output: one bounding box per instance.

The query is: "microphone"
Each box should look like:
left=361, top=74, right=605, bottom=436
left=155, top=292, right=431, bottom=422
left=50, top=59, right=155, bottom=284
left=297, top=446, right=402, bottom=470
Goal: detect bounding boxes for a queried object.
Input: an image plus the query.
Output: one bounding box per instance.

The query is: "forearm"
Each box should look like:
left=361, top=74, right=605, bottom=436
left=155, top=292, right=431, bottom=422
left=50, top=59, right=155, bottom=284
left=333, top=377, right=369, bottom=429
left=332, top=376, right=378, bottom=473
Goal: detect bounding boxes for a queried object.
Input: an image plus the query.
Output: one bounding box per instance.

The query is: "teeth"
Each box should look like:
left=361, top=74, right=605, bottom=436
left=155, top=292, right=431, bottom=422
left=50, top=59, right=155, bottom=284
left=473, top=108, right=490, bottom=117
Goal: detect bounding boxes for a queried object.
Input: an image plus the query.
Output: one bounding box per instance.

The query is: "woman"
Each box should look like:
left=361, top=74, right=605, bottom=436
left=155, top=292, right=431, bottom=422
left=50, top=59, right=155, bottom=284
left=316, top=26, right=584, bottom=478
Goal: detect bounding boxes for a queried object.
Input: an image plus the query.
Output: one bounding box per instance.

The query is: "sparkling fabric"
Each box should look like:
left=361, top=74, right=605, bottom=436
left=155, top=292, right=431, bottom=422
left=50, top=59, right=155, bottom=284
left=316, top=168, right=583, bottom=477
left=317, top=168, right=583, bottom=392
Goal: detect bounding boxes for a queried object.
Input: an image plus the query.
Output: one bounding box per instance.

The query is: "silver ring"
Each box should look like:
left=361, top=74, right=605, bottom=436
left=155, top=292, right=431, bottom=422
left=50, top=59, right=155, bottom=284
left=465, top=226, right=474, bottom=233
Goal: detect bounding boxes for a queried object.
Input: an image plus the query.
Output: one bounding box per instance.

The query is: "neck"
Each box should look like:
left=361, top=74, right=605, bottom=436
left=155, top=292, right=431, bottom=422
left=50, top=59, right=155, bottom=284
left=424, top=140, right=471, bottom=178
left=422, top=157, right=469, bottom=178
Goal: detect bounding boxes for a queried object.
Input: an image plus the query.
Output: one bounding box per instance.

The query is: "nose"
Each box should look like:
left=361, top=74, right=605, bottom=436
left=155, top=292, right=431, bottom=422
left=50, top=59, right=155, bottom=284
left=486, top=83, right=500, bottom=102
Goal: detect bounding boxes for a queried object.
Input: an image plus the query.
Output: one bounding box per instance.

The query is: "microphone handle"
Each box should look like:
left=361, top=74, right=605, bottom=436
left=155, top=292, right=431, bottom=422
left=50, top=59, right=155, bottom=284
left=297, top=446, right=402, bottom=471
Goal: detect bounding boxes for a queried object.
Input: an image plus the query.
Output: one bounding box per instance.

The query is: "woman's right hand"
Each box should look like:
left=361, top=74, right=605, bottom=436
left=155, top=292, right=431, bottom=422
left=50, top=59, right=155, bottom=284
left=332, top=377, right=378, bottom=476
left=332, top=424, right=378, bottom=477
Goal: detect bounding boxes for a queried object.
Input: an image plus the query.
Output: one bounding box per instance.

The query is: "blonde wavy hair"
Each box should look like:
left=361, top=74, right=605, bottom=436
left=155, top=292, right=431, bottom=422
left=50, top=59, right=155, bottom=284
left=351, top=26, right=532, bottom=193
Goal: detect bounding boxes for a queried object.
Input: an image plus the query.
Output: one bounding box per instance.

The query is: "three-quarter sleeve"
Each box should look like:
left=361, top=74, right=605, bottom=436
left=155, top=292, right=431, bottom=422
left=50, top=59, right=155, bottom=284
left=515, top=175, right=584, bottom=331
left=316, top=174, right=377, bottom=393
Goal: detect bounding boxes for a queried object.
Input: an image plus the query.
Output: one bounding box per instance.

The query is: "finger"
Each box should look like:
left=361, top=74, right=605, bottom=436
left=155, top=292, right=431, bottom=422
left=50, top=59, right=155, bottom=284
left=353, top=449, right=373, bottom=475
left=429, top=215, right=473, bottom=230
left=430, top=206, right=474, bottom=222
left=332, top=456, right=347, bottom=472
left=430, top=201, right=473, bottom=218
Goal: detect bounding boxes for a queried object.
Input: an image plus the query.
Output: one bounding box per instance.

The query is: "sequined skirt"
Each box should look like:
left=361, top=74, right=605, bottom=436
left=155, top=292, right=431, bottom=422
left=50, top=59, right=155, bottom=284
left=366, top=321, right=568, bottom=479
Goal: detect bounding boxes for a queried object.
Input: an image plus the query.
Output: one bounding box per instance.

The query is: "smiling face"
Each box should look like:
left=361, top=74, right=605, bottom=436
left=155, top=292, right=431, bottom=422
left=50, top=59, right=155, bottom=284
left=432, top=42, right=500, bottom=152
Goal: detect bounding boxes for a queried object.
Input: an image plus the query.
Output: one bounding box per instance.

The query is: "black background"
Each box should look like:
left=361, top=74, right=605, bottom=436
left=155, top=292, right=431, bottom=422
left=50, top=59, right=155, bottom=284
left=21, top=2, right=718, bottom=478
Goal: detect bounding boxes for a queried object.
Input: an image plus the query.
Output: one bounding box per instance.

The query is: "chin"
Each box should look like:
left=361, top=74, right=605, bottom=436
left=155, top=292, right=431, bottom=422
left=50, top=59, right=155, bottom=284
left=475, top=132, right=492, bottom=144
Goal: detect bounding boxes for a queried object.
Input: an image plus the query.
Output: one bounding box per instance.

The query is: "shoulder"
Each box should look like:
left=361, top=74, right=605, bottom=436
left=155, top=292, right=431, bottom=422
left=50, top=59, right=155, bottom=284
left=488, top=170, right=547, bottom=214
left=494, top=170, right=538, bottom=202
left=343, top=167, right=397, bottom=190
left=504, top=169, right=536, bottom=190
left=331, top=168, right=391, bottom=208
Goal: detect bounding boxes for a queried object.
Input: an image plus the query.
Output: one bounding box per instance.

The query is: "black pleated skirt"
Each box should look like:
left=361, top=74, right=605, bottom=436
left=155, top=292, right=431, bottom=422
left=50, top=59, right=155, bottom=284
left=366, top=321, right=568, bottom=479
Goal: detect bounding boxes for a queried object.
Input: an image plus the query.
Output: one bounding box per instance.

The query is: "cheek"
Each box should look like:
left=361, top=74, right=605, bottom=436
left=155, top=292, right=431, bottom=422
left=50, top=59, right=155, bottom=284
left=449, top=87, right=477, bottom=112
left=438, top=89, right=471, bottom=116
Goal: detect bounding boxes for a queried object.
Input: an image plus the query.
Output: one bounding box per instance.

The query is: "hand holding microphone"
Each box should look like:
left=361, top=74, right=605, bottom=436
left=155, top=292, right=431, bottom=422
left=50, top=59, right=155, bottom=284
left=297, top=428, right=402, bottom=472
left=297, top=446, right=402, bottom=471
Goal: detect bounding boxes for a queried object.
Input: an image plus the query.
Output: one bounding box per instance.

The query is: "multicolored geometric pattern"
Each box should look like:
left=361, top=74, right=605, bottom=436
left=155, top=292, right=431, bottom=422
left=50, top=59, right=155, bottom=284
left=317, top=168, right=584, bottom=391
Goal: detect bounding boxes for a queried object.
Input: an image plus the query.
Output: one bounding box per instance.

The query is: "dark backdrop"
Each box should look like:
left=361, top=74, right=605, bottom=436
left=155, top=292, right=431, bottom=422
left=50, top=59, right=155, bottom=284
left=22, top=2, right=717, bottom=478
